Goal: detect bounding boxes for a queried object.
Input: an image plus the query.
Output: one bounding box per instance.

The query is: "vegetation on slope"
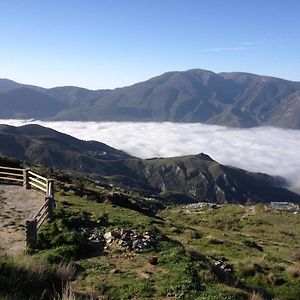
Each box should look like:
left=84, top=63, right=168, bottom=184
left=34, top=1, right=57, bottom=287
left=1, top=159, right=300, bottom=299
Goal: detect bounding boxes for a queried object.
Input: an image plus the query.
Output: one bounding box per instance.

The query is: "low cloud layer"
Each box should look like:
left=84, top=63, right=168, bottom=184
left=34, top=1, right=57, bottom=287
left=1, top=119, right=300, bottom=190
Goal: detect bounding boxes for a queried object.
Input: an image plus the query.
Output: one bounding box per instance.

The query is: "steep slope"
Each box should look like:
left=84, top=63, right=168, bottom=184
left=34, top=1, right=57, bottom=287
left=0, top=88, right=67, bottom=119
left=0, top=124, right=299, bottom=204
left=0, top=124, right=131, bottom=171
left=128, top=154, right=300, bottom=204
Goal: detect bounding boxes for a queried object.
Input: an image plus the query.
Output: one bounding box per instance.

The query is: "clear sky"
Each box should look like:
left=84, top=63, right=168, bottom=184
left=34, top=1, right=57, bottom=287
left=0, top=0, right=299, bottom=89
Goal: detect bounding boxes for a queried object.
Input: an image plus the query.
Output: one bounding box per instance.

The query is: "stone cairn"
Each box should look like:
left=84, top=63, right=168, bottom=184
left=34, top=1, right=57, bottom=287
left=80, top=227, right=157, bottom=253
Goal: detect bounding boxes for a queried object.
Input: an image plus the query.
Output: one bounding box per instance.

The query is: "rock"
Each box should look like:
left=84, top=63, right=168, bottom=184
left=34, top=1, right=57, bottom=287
left=104, top=231, right=120, bottom=242
left=80, top=227, right=92, bottom=236
left=89, top=232, right=105, bottom=243
left=214, top=260, right=233, bottom=273
left=120, top=228, right=131, bottom=236
left=132, top=239, right=142, bottom=248
left=148, top=256, right=158, bottom=265
left=68, top=190, right=76, bottom=195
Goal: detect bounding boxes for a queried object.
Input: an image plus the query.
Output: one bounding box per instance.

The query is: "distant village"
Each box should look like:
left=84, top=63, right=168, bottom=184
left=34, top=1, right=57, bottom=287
left=268, top=201, right=299, bottom=213
left=182, top=201, right=300, bottom=213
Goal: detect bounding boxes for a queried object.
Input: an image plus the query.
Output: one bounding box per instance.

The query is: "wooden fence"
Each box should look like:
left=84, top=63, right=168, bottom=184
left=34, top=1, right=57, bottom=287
left=0, top=166, right=24, bottom=184
left=0, top=165, right=55, bottom=249
left=0, top=166, right=54, bottom=197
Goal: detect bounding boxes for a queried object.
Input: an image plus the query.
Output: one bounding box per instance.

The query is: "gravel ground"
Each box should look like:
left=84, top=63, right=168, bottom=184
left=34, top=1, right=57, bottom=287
left=0, top=184, right=45, bottom=256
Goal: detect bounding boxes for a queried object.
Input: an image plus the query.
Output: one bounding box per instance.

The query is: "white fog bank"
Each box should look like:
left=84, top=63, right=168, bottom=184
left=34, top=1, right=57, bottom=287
left=1, top=119, right=300, bottom=190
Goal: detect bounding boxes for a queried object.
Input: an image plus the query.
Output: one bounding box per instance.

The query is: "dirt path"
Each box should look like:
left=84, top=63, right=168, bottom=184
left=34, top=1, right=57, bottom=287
left=0, top=185, right=45, bottom=256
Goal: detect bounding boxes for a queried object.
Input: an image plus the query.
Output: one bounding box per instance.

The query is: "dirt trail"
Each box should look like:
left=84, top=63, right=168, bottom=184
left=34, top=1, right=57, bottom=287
left=0, top=185, right=45, bottom=256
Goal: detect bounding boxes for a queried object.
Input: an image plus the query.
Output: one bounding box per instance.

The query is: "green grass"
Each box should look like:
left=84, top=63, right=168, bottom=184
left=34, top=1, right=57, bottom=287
left=36, top=193, right=206, bottom=299
left=56, top=193, right=157, bottom=230
left=158, top=204, right=300, bottom=299
left=37, top=189, right=300, bottom=299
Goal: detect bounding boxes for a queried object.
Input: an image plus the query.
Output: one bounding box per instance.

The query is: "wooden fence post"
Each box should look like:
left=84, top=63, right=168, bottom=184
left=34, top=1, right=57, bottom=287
left=23, top=168, right=30, bottom=189
left=47, top=179, right=55, bottom=199
left=25, top=219, right=37, bottom=250
left=45, top=196, right=56, bottom=216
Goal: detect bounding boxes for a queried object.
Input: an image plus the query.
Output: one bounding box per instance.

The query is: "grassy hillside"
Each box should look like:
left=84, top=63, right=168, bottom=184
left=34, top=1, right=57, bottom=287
left=1, top=168, right=299, bottom=299
left=159, top=204, right=300, bottom=300
left=0, top=156, right=300, bottom=299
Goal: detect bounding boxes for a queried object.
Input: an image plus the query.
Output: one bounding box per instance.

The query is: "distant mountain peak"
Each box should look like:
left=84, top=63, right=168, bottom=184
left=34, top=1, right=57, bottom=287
left=196, top=153, right=215, bottom=161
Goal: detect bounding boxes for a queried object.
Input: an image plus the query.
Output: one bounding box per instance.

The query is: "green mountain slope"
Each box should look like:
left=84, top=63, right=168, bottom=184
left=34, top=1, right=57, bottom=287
left=0, top=124, right=131, bottom=169
left=0, top=87, right=67, bottom=119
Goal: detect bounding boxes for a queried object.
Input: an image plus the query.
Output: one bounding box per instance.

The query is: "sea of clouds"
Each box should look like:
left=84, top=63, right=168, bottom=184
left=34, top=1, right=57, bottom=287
left=1, top=119, right=300, bottom=190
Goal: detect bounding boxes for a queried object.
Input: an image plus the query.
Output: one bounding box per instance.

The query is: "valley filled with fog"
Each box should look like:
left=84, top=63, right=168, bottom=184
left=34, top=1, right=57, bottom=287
left=1, top=119, right=300, bottom=191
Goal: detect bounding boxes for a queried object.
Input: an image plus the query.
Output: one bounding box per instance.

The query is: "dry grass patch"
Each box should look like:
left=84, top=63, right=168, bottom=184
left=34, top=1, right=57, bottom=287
left=56, top=261, right=76, bottom=281
left=248, top=291, right=265, bottom=300
left=286, top=264, right=300, bottom=278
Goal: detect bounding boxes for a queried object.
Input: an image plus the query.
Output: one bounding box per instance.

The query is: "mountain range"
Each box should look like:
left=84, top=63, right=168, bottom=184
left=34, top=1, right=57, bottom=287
left=1, top=124, right=299, bottom=204
left=1, top=69, right=300, bottom=128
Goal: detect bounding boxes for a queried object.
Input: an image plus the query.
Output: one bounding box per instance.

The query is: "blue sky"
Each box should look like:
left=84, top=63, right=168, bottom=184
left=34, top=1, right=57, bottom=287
left=0, top=0, right=299, bottom=89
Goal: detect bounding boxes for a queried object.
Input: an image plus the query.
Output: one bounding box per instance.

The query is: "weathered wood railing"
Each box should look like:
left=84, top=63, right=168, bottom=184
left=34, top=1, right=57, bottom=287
left=27, top=170, right=55, bottom=199
left=0, top=166, right=25, bottom=184
left=34, top=197, right=54, bottom=230
left=0, top=165, right=55, bottom=250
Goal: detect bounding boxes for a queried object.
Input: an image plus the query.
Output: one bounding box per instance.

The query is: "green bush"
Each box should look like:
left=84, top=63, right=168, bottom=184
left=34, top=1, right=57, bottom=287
left=37, top=208, right=96, bottom=262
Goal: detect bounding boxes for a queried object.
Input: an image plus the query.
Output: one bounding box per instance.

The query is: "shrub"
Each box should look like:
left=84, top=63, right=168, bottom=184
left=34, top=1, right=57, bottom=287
left=37, top=208, right=96, bottom=261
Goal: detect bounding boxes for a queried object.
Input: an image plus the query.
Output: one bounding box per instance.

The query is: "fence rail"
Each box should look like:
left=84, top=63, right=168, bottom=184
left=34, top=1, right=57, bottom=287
left=0, top=166, right=24, bottom=183
left=34, top=197, right=53, bottom=230
left=28, top=171, right=49, bottom=194
left=0, top=166, right=54, bottom=198
left=0, top=165, right=56, bottom=249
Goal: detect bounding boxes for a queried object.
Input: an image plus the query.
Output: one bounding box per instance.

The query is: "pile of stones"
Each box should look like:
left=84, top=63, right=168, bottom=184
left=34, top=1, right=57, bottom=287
left=80, top=227, right=157, bottom=253
left=104, top=229, right=156, bottom=252
left=213, top=260, right=233, bottom=273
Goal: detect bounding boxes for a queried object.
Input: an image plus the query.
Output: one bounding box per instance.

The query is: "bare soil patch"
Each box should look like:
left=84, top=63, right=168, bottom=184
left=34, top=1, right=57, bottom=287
left=0, top=184, right=45, bottom=255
